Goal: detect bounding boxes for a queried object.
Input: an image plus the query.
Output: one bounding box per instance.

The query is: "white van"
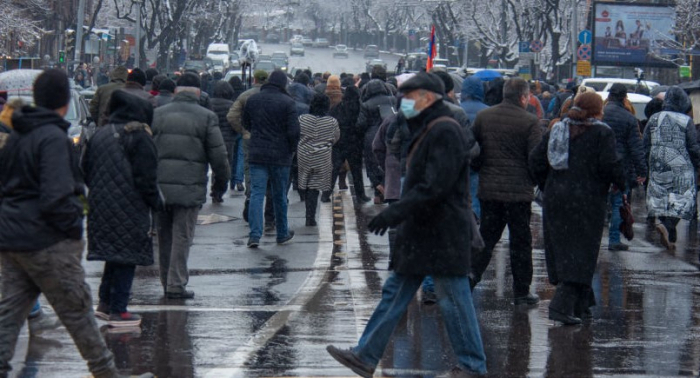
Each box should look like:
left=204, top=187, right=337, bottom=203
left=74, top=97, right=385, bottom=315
left=206, top=43, right=230, bottom=70
left=581, top=78, right=659, bottom=95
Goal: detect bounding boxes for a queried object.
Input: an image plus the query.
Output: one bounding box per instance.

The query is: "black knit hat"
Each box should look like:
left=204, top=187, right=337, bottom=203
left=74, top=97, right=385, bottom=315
left=127, top=68, right=147, bottom=86
left=609, top=83, right=628, bottom=100
left=268, top=70, right=288, bottom=89
left=433, top=71, right=454, bottom=94
left=399, top=72, right=445, bottom=95
left=33, top=69, right=70, bottom=110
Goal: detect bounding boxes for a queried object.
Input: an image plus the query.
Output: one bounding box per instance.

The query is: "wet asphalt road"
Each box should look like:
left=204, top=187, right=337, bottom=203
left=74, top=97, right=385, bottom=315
left=8, top=184, right=700, bottom=378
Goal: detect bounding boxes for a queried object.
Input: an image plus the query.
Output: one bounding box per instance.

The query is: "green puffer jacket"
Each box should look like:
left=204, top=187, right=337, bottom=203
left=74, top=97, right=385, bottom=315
left=152, top=91, right=230, bottom=207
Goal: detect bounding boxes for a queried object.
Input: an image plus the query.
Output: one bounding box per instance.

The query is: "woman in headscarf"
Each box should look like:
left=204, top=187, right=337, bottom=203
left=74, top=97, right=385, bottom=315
left=298, top=93, right=340, bottom=226
left=529, top=92, right=625, bottom=325
left=82, top=90, right=159, bottom=328
left=325, top=75, right=343, bottom=109
left=643, top=86, right=700, bottom=250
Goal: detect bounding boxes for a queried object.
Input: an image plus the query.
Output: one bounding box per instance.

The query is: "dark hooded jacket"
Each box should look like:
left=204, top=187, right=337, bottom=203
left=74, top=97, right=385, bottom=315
left=357, top=79, right=396, bottom=135
left=602, top=98, right=647, bottom=182
left=209, top=81, right=237, bottom=151
left=329, top=85, right=362, bottom=151
left=460, top=76, right=489, bottom=124
left=377, top=101, right=476, bottom=275
left=0, top=106, right=84, bottom=251
left=83, top=91, right=158, bottom=266
left=288, top=82, right=312, bottom=116
left=243, top=82, right=300, bottom=166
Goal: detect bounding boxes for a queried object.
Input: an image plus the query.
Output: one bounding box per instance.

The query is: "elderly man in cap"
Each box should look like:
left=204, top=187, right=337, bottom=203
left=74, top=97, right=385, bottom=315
left=326, top=72, right=487, bottom=378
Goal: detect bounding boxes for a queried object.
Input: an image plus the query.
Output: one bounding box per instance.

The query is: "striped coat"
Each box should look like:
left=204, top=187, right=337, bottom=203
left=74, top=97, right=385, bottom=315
left=298, top=114, right=340, bottom=191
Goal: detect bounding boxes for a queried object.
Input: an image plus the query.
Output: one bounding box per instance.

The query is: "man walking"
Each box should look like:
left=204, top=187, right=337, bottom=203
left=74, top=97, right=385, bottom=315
left=153, top=72, right=230, bottom=299
left=326, top=72, right=487, bottom=378
left=470, top=78, right=543, bottom=305
left=603, top=83, right=646, bottom=251
left=89, top=65, right=128, bottom=126
left=243, top=70, right=299, bottom=248
left=0, top=69, right=152, bottom=378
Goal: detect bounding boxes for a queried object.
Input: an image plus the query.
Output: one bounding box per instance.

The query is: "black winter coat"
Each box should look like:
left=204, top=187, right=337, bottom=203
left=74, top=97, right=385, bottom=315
left=602, top=101, right=647, bottom=182
left=83, top=91, right=158, bottom=266
left=209, top=97, right=237, bottom=150
left=329, top=86, right=362, bottom=151
left=244, top=84, right=300, bottom=166
left=0, top=106, right=84, bottom=251
left=357, top=80, right=396, bottom=135
left=529, top=123, right=625, bottom=285
left=378, top=102, right=475, bottom=276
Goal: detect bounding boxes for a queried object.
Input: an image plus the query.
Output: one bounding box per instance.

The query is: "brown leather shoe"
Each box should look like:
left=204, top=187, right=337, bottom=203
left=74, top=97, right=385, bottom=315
left=326, top=345, right=375, bottom=378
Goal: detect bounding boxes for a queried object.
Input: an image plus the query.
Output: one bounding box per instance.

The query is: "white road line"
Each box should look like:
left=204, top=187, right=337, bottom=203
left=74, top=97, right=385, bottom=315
left=119, top=305, right=303, bottom=313
left=202, top=202, right=335, bottom=378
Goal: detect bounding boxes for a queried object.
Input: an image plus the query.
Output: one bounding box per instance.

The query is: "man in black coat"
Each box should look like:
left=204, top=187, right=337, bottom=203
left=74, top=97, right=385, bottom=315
left=326, top=72, right=487, bottom=378
left=0, top=69, right=153, bottom=378
left=243, top=70, right=300, bottom=248
left=603, top=83, right=647, bottom=251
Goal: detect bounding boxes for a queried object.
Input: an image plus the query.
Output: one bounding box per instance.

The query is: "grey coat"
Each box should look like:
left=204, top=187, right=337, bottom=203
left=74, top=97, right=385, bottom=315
left=152, top=91, right=230, bottom=207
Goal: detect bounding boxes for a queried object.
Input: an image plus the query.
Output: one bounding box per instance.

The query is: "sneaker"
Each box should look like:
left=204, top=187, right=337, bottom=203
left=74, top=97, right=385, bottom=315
left=108, top=312, right=142, bottom=327
left=264, top=223, right=276, bottom=234
left=95, top=302, right=110, bottom=320
left=422, top=290, right=437, bottom=305
left=357, top=195, right=371, bottom=203
left=28, top=312, right=62, bottom=335
left=166, top=290, right=195, bottom=299
left=247, top=237, right=260, bottom=248
left=339, top=181, right=348, bottom=190
left=277, top=230, right=295, bottom=245
left=513, top=293, right=540, bottom=306
left=236, top=183, right=245, bottom=192
left=326, top=345, right=375, bottom=378
left=608, top=242, right=629, bottom=251
left=656, top=223, right=671, bottom=249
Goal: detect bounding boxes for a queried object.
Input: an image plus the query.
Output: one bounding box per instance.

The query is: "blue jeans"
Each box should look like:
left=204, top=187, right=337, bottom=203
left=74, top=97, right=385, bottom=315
left=608, top=188, right=629, bottom=244
left=249, top=164, right=290, bottom=240
left=354, top=272, right=487, bottom=374
left=231, top=135, right=245, bottom=186
left=29, top=300, right=41, bottom=318
left=422, top=275, right=434, bottom=293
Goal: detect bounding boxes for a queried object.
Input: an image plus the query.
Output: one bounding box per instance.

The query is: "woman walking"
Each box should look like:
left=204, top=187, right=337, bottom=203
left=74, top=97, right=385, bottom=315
left=298, top=93, right=340, bottom=226
left=209, top=81, right=238, bottom=199
left=529, top=92, right=625, bottom=325
left=643, top=87, right=700, bottom=250
left=82, top=90, right=160, bottom=327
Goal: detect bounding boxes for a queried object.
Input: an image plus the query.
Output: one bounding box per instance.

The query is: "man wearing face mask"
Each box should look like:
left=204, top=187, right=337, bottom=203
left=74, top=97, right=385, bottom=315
left=326, top=72, right=486, bottom=378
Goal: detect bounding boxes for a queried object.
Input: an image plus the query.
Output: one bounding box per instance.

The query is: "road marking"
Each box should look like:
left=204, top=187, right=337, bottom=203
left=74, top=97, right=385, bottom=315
left=202, top=202, right=334, bottom=378
left=119, top=305, right=303, bottom=313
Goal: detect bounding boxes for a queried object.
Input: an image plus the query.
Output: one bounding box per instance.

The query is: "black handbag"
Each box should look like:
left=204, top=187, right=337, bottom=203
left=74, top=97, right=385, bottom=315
left=619, top=195, right=634, bottom=240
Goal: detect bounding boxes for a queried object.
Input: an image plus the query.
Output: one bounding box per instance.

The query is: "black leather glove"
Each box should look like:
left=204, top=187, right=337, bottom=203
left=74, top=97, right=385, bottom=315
left=367, top=212, right=391, bottom=236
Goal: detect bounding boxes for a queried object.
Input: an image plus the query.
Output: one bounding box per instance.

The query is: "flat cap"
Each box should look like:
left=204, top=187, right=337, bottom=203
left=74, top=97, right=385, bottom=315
left=398, top=72, right=445, bottom=95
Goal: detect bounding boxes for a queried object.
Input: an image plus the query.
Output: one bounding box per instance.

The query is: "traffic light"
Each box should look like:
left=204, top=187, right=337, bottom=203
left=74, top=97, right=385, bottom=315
left=65, top=30, right=76, bottom=57
left=58, top=50, right=65, bottom=63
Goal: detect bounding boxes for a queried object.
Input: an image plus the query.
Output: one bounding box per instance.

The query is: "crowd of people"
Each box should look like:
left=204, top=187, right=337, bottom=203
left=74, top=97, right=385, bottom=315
left=0, top=61, right=696, bottom=377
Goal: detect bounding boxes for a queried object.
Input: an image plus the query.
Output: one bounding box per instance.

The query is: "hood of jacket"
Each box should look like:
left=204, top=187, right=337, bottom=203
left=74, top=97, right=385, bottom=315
left=663, top=86, right=692, bottom=114
left=108, top=90, right=154, bottom=126
left=363, top=79, right=390, bottom=101
left=11, top=105, right=70, bottom=134
left=461, top=76, right=485, bottom=102
left=289, top=82, right=312, bottom=104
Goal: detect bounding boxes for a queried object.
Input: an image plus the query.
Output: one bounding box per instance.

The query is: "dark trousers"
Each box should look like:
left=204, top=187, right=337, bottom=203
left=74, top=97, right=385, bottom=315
left=98, top=262, right=136, bottom=314
left=659, top=216, right=680, bottom=242
left=157, top=206, right=199, bottom=294
left=305, top=189, right=320, bottom=222
left=364, top=127, right=384, bottom=196
left=549, top=282, right=595, bottom=317
left=331, top=145, right=365, bottom=198
left=471, top=200, right=533, bottom=297
left=0, top=240, right=117, bottom=378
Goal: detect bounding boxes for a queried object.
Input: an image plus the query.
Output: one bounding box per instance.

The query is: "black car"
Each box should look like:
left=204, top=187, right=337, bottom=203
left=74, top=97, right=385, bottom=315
left=266, top=33, right=281, bottom=44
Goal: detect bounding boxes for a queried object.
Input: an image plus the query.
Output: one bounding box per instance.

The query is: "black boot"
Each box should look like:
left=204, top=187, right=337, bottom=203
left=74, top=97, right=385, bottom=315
left=306, top=190, right=319, bottom=226
left=299, top=189, right=306, bottom=202
left=243, top=198, right=250, bottom=223
left=321, top=190, right=332, bottom=203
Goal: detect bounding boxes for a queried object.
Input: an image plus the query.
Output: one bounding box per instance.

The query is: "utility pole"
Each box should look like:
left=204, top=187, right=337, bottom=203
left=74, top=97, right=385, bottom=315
left=571, top=0, right=578, bottom=79
left=134, top=0, right=143, bottom=69
left=75, top=0, right=86, bottom=65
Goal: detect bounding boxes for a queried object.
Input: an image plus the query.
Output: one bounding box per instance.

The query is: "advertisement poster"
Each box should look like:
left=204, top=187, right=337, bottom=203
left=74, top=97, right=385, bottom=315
left=592, top=2, right=677, bottom=67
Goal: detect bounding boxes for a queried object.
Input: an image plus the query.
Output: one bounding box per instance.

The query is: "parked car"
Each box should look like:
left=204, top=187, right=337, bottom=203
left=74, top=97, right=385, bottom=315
left=333, top=44, right=349, bottom=59
left=266, top=33, right=281, bottom=44
left=183, top=60, right=209, bottom=74
left=364, top=44, right=380, bottom=59
left=229, top=52, right=241, bottom=69
left=290, top=35, right=304, bottom=44
left=582, top=78, right=660, bottom=95
left=366, top=59, right=387, bottom=73
left=254, top=60, right=276, bottom=74
left=224, top=70, right=244, bottom=83
left=301, top=38, right=314, bottom=47
left=271, top=58, right=288, bottom=72
left=209, top=59, right=227, bottom=73
left=271, top=51, right=289, bottom=64
left=290, top=42, right=305, bottom=56
left=313, top=38, right=329, bottom=48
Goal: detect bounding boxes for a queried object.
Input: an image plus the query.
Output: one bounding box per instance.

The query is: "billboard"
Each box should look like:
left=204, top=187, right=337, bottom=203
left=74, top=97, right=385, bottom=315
left=592, top=2, right=678, bottom=67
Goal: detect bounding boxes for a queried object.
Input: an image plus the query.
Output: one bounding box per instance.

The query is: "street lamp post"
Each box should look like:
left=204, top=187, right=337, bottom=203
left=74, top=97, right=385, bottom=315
left=133, top=0, right=143, bottom=69
left=75, top=0, right=86, bottom=65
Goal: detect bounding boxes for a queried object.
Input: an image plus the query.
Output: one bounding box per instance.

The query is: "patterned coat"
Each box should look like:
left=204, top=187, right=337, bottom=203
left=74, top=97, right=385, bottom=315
left=297, top=114, right=340, bottom=191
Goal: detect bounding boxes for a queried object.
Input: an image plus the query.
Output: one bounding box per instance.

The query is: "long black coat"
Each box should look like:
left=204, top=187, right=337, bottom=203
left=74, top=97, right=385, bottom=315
left=83, top=91, right=159, bottom=266
left=379, top=102, right=474, bottom=276
left=529, top=122, right=625, bottom=285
